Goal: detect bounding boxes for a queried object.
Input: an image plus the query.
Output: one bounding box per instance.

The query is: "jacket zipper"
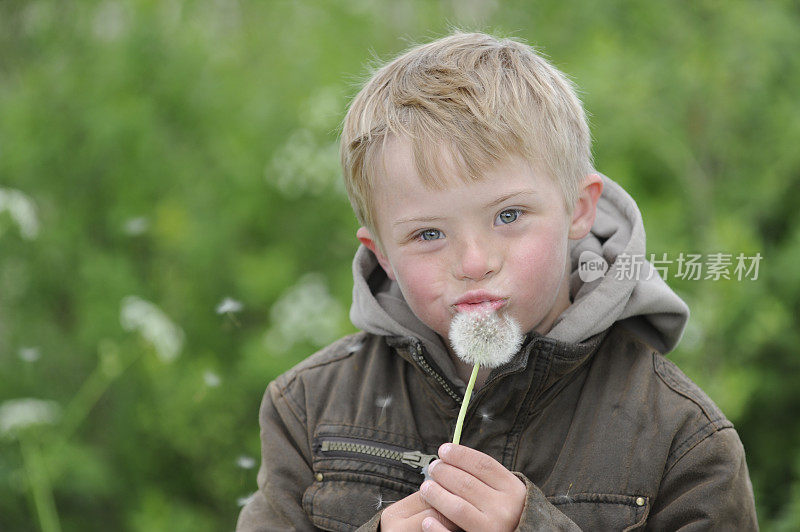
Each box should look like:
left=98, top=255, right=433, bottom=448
left=318, top=437, right=437, bottom=472
left=408, top=342, right=463, bottom=404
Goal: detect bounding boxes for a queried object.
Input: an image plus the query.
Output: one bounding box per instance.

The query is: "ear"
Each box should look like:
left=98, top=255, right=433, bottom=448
left=356, top=227, right=396, bottom=281
left=568, top=173, right=604, bottom=240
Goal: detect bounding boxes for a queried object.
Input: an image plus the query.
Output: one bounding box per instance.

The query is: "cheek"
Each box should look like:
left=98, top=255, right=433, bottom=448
left=511, top=230, right=568, bottom=295
left=392, top=257, right=441, bottom=304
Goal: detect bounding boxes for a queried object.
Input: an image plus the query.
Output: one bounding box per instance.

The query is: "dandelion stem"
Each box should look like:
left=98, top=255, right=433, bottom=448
left=452, top=362, right=480, bottom=445
left=19, top=434, right=62, bottom=532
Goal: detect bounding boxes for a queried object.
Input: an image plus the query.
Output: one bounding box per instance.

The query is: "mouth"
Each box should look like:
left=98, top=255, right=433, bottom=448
left=452, top=291, right=508, bottom=314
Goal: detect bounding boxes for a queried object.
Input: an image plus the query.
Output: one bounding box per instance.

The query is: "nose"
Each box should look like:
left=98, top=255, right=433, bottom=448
left=455, top=236, right=499, bottom=282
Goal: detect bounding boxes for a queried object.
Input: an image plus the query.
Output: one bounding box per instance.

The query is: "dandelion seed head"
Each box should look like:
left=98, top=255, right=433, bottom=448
left=479, top=407, right=492, bottom=422
left=449, top=310, right=523, bottom=368
left=18, top=347, right=41, bottom=363
left=236, top=455, right=256, bottom=469
left=216, top=297, right=243, bottom=315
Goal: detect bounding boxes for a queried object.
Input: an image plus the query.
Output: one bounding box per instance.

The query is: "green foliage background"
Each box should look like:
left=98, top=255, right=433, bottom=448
left=1, top=1, right=799, bottom=530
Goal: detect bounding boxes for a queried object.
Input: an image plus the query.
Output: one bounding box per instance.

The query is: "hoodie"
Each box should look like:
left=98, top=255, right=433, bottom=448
left=351, top=173, right=691, bottom=386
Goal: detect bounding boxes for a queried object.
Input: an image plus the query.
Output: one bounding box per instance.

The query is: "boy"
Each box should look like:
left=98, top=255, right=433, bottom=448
left=238, top=32, right=757, bottom=530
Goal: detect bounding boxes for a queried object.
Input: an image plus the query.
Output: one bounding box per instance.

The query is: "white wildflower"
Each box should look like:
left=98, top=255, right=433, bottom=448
left=123, top=216, right=149, bottom=236
left=120, top=296, right=184, bottom=362
left=0, top=398, right=61, bottom=437
left=449, top=310, right=523, bottom=368
left=266, top=129, right=342, bottom=198
left=0, top=188, right=40, bottom=240
left=203, top=371, right=221, bottom=388
left=236, top=455, right=256, bottom=470
left=263, top=274, right=343, bottom=354
left=92, top=1, right=129, bottom=42
left=18, top=347, right=41, bottom=363
left=216, top=297, right=243, bottom=315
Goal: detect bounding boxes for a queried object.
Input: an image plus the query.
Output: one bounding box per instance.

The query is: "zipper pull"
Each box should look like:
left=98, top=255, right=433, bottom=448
left=401, top=450, right=437, bottom=470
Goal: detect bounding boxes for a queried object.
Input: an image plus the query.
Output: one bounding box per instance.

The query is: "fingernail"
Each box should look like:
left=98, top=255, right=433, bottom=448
left=439, top=443, right=452, bottom=458
left=422, top=516, right=434, bottom=530
left=427, top=459, right=440, bottom=475
left=420, top=480, right=432, bottom=496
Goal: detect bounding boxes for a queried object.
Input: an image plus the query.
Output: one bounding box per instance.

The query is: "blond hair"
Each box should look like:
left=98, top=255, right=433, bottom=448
left=340, top=31, right=593, bottom=235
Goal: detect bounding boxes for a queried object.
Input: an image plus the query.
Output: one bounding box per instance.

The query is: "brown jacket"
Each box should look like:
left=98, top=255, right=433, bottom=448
left=237, top=175, right=757, bottom=530
left=236, top=323, right=757, bottom=530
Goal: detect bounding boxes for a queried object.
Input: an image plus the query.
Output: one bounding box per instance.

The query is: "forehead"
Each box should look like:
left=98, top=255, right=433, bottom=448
left=376, top=136, right=533, bottom=194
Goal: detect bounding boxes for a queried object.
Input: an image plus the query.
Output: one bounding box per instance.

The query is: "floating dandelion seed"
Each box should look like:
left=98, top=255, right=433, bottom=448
left=375, top=395, right=392, bottom=409
left=18, top=347, right=41, bottom=363
left=555, top=482, right=575, bottom=505
left=376, top=395, right=392, bottom=425
left=347, top=341, right=365, bottom=354
left=236, top=455, right=256, bottom=470
left=237, top=492, right=257, bottom=507
left=479, top=407, right=492, bottom=423
left=203, top=371, right=221, bottom=388
left=374, top=492, right=398, bottom=511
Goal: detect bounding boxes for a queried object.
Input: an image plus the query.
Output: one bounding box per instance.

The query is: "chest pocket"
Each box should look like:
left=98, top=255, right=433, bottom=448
left=303, top=424, right=437, bottom=531
left=548, top=493, right=650, bottom=531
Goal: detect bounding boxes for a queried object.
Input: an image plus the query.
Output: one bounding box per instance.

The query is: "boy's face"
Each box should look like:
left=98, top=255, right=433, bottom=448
left=357, top=139, right=601, bottom=348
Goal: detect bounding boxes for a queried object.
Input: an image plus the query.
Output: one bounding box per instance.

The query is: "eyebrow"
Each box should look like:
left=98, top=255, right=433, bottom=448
left=393, top=215, right=447, bottom=227
left=485, top=189, right=538, bottom=208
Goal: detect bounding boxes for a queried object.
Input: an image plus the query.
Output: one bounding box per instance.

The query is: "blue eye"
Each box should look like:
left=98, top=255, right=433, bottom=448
left=496, top=209, right=521, bottom=225
left=419, top=229, right=443, bottom=241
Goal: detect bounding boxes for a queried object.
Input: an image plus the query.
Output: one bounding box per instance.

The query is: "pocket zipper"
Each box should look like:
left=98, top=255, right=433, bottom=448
left=318, top=437, right=437, bottom=472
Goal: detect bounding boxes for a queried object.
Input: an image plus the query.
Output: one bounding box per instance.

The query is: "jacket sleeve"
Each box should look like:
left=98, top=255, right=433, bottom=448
left=236, top=380, right=318, bottom=532
left=646, top=426, right=758, bottom=530
left=513, top=473, right=581, bottom=531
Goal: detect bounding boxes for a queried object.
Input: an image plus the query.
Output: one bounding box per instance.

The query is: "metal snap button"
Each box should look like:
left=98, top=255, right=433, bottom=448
left=635, top=496, right=646, bottom=507
left=315, top=473, right=324, bottom=482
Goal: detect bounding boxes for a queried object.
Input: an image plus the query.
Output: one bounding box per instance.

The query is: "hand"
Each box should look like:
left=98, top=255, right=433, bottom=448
left=419, top=443, right=526, bottom=532
left=379, top=491, right=459, bottom=532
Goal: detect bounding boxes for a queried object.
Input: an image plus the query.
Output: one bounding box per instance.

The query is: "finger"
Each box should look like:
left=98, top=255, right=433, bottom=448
left=427, top=458, right=495, bottom=506
left=421, top=515, right=455, bottom=532
left=418, top=509, right=460, bottom=532
left=420, top=479, right=485, bottom=531
left=438, top=443, right=515, bottom=491
left=382, top=491, right=430, bottom=519
left=380, top=492, right=459, bottom=531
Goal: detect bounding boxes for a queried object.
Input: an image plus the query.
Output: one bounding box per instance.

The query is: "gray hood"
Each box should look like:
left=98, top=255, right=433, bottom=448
left=350, top=173, right=689, bottom=381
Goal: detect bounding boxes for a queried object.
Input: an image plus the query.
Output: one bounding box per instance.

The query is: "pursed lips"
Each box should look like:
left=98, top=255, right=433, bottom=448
left=452, top=292, right=509, bottom=314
